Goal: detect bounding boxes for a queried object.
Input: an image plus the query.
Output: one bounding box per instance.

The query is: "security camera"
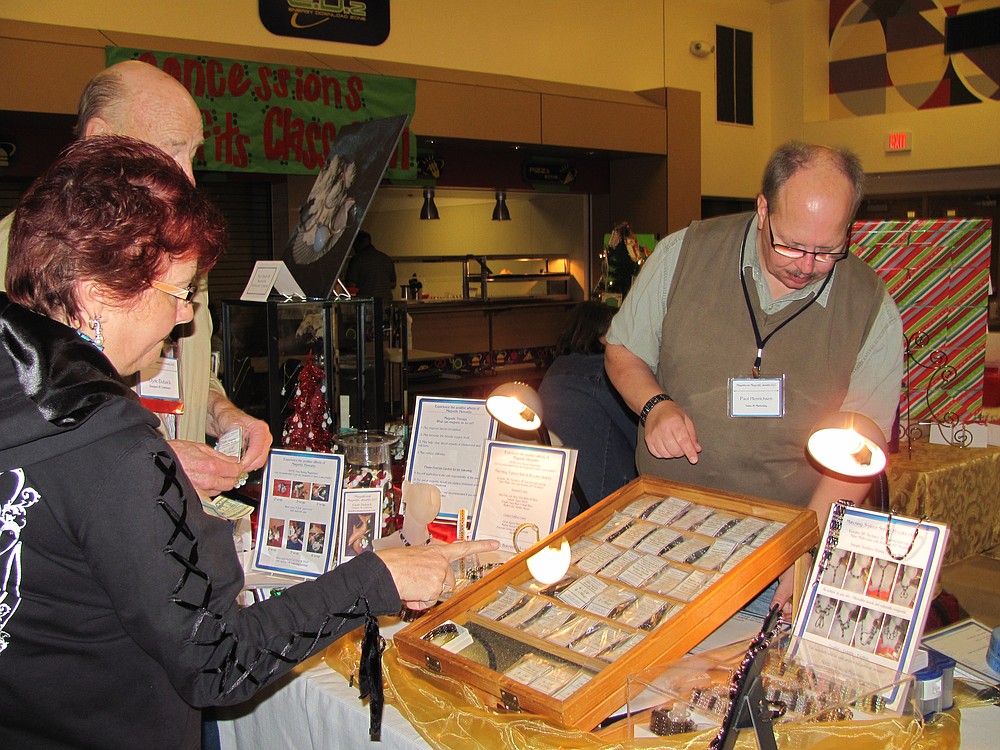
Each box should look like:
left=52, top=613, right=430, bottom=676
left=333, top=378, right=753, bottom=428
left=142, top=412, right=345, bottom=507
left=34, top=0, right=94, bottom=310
left=689, top=41, right=715, bottom=57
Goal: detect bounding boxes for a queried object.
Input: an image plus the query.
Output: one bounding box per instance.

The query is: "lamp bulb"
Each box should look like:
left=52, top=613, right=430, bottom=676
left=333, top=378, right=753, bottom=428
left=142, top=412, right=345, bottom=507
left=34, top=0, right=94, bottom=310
left=526, top=539, right=571, bottom=585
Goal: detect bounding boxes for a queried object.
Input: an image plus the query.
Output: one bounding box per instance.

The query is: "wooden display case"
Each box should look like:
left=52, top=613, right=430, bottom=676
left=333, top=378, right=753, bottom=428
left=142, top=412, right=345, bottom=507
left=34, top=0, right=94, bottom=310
left=395, top=476, right=820, bottom=731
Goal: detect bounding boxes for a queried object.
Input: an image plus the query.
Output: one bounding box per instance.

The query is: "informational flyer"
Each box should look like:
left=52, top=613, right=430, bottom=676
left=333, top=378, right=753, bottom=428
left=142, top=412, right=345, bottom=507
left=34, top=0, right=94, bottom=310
left=338, top=488, right=383, bottom=565
left=405, top=396, right=498, bottom=522
left=790, top=503, right=949, bottom=711
left=254, top=449, right=343, bottom=578
left=470, top=441, right=576, bottom=554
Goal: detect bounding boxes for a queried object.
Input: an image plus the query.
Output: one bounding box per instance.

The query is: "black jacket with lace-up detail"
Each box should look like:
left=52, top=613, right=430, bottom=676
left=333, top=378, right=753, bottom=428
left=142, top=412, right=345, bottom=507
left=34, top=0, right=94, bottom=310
left=0, top=294, right=401, bottom=749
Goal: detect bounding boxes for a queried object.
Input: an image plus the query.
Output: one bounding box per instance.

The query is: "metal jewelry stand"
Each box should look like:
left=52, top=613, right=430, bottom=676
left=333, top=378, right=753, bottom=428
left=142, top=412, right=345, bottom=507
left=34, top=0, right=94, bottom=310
left=710, top=607, right=783, bottom=750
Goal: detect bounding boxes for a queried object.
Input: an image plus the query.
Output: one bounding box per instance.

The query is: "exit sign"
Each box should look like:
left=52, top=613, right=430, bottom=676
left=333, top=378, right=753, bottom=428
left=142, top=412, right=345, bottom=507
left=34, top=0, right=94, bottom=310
left=886, top=131, right=912, bottom=153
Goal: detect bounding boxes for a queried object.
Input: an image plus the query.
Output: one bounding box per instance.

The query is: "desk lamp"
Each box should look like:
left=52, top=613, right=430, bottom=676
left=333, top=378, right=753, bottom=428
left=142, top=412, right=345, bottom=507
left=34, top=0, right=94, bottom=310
left=806, top=411, right=890, bottom=512
left=485, top=381, right=590, bottom=511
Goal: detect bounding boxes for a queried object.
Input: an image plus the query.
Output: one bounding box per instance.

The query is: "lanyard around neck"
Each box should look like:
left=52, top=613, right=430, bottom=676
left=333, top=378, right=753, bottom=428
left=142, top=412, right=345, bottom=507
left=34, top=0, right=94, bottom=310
left=738, top=216, right=833, bottom=378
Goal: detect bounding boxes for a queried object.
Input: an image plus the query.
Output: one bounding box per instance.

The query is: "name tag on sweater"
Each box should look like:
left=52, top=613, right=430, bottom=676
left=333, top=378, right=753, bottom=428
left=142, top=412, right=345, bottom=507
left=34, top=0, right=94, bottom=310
left=728, top=376, right=784, bottom=417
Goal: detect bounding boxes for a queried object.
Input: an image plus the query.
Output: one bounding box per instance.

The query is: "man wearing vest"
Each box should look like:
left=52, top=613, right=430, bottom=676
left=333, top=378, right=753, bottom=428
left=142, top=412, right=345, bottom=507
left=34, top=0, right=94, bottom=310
left=605, top=142, right=903, bottom=615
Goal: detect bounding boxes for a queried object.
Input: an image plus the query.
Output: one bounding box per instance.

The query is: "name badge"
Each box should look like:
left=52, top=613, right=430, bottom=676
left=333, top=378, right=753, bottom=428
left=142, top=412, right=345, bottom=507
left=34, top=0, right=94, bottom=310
left=137, top=356, right=185, bottom=415
left=729, top=376, right=784, bottom=417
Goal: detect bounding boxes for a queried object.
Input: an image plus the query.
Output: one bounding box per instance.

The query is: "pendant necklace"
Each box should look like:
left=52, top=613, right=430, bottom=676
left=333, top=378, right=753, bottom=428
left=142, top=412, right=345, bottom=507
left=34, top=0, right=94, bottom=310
left=399, top=529, right=432, bottom=547
left=858, top=613, right=881, bottom=646
left=814, top=598, right=835, bottom=628
left=835, top=606, right=856, bottom=638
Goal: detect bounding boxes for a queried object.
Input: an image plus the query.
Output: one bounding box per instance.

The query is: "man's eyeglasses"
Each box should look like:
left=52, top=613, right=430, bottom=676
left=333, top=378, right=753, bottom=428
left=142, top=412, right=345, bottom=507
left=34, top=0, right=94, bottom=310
left=150, top=279, right=198, bottom=304
left=767, top=216, right=849, bottom=265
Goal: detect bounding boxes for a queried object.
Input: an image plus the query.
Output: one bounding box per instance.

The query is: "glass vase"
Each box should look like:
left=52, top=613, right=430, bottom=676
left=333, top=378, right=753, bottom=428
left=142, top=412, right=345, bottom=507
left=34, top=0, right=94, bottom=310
left=333, top=430, right=401, bottom=535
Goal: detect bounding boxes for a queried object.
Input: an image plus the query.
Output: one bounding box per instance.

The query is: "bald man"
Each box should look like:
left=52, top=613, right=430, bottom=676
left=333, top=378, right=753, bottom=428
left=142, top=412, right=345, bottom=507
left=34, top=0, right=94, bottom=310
left=0, top=61, right=271, bottom=495
left=605, top=142, right=904, bottom=614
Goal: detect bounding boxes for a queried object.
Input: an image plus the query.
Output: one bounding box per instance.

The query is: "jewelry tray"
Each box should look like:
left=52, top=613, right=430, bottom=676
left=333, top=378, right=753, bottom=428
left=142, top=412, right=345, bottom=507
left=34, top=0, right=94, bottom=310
left=394, top=476, right=820, bottom=731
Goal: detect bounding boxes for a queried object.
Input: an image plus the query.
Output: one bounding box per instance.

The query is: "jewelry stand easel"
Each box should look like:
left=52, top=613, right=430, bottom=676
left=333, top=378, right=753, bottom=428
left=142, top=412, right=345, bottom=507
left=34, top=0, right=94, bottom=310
left=711, top=608, right=783, bottom=750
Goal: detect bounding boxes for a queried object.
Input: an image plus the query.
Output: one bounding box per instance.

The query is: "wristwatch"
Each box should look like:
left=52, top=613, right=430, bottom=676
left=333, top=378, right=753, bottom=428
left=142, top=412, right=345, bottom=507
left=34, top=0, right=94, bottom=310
left=639, top=393, right=672, bottom=425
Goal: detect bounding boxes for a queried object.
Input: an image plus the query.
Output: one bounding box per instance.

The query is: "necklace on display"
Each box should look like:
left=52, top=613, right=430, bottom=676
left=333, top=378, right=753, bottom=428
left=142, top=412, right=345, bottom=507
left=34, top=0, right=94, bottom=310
left=895, top=570, right=922, bottom=603
left=885, top=512, right=926, bottom=561
left=848, top=557, right=868, bottom=581
left=825, top=551, right=849, bottom=582
left=835, top=607, right=856, bottom=639
left=858, top=614, right=881, bottom=646
left=882, top=619, right=905, bottom=652
left=814, top=598, right=835, bottom=628
left=872, top=558, right=892, bottom=593
left=399, top=529, right=432, bottom=547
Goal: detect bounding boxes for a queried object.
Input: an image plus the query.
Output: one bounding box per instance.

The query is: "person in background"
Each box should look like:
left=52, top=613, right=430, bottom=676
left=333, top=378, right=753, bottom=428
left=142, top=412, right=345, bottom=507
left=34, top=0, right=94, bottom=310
left=345, top=229, right=397, bottom=304
left=0, top=136, right=498, bottom=749
left=604, top=142, right=903, bottom=615
left=539, top=300, right=638, bottom=518
left=0, top=59, right=271, bottom=497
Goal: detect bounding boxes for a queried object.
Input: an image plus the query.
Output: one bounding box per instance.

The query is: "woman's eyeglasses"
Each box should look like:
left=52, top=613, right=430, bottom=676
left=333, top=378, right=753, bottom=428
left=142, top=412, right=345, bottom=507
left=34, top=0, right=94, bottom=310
left=768, top=216, right=849, bottom=265
left=150, top=279, right=198, bottom=304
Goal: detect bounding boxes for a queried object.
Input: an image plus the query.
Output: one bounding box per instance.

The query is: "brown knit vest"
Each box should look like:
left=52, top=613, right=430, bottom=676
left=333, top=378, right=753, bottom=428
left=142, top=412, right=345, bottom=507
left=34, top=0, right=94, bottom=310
left=636, top=212, right=883, bottom=506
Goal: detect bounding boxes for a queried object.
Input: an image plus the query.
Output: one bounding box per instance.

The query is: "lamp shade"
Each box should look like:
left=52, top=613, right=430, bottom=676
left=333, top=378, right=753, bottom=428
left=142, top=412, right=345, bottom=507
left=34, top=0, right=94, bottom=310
left=419, top=188, right=439, bottom=220
left=491, top=190, right=511, bottom=221
left=485, top=381, right=543, bottom=432
left=806, top=412, right=888, bottom=478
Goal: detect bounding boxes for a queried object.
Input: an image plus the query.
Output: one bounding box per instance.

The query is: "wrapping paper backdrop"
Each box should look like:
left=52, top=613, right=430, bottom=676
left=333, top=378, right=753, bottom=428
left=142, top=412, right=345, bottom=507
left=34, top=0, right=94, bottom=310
left=323, top=628, right=971, bottom=750
left=852, top=218, right=992, bottom=428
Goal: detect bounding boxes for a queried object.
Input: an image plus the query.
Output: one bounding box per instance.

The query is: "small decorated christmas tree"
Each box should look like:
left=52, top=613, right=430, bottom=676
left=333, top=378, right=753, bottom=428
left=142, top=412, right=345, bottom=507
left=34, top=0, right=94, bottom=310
left=281, top=352, right=334, bottom=452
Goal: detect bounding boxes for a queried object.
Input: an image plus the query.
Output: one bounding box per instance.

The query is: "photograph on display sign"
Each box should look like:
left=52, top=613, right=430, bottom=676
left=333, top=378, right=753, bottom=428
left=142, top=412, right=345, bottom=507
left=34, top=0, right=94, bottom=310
left=790, top=502, right=948, bottom=712
left=282, top=114, right=409, bottom=299
left=338, top=489, right=384, bottom=565
left=254, top=449, right=345, bottom=579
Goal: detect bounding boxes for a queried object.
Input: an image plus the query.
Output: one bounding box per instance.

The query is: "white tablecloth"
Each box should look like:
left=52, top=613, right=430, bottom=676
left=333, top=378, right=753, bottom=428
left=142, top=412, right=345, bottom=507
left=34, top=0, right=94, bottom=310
left=217, top=657, right=429, bottom=750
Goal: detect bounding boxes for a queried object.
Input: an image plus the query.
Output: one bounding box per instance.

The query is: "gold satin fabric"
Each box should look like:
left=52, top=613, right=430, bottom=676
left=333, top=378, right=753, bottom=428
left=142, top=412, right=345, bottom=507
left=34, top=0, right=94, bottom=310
left=887, top=442, right=1000, bottom=563
left=322, top=629, right=981, bottom=750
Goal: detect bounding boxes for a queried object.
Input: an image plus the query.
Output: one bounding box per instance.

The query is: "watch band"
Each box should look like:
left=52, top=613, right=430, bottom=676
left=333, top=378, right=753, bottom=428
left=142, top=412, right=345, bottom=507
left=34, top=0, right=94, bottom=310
left=639, top=393, right=672, bottom=425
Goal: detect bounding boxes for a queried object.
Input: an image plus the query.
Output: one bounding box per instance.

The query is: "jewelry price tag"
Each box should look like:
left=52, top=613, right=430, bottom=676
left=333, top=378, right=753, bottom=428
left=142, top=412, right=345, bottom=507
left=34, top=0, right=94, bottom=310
left=618, top=554, right=668, bottom=589
left=557, top=575, right=608, bottom=610
left=598, top=549, right=641, bottom=578
left=645, top=496, right=691, bottom=525
left=634, top=527, right=684, bottom=556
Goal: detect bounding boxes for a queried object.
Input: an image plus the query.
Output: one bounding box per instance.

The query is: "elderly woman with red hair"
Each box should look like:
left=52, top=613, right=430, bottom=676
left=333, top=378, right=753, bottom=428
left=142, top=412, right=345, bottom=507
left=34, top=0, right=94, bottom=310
left=0, top=136, right=494, bottom=749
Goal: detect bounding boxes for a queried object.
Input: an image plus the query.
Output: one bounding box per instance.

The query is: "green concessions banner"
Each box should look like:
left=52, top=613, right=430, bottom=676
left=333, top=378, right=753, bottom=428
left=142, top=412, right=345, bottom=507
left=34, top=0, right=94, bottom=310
left=106, top=47, right=416, bottom=178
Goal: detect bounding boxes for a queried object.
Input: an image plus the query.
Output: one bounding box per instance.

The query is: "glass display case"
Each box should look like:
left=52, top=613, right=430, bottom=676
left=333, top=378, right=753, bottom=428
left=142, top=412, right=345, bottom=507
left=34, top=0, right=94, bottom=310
left=392, top=254, right=573, bottom=303
left=219, top=298, right=389, bottom=441
left=624, top=633, right=914, bottom=741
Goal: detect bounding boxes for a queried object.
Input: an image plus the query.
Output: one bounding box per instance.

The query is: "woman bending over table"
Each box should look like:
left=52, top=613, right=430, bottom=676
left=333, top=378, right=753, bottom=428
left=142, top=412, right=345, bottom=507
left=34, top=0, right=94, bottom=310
left=0, top=136, right=495, bottom=750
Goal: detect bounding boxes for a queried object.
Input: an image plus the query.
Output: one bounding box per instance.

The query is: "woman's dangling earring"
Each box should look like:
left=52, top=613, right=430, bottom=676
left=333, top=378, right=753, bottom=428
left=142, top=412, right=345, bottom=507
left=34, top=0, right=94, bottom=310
left=91, top=315, right=105, bottom=350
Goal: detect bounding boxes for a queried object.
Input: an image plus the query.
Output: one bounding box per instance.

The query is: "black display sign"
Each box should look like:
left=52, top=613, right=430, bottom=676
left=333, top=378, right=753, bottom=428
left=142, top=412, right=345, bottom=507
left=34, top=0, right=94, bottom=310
left=259, top=0, right=390, bottom=46
left=523, top=160, right=578, bottom=186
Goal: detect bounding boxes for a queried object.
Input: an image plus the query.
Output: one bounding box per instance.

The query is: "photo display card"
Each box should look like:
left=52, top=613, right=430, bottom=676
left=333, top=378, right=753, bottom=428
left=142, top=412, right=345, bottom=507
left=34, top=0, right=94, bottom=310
left=790, top=502, right=949, bottom=712
left=337, top=488, right=383, bottom=565
left=254, top=449, right=344, bottom=578
left=404, top=396, right=498, bottom=522
left=470, top=440, right=576, bottom=553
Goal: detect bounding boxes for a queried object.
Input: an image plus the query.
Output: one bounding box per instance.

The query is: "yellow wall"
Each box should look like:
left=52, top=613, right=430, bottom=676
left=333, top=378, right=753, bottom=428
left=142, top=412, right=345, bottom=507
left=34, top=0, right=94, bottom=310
left=0, top=0, right=667, bottom=90
left=1, top=0, right=998, bottom=200
left=662, top=0, right=775, bottom=199
left=772, top=0, right=1000, bottom=179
